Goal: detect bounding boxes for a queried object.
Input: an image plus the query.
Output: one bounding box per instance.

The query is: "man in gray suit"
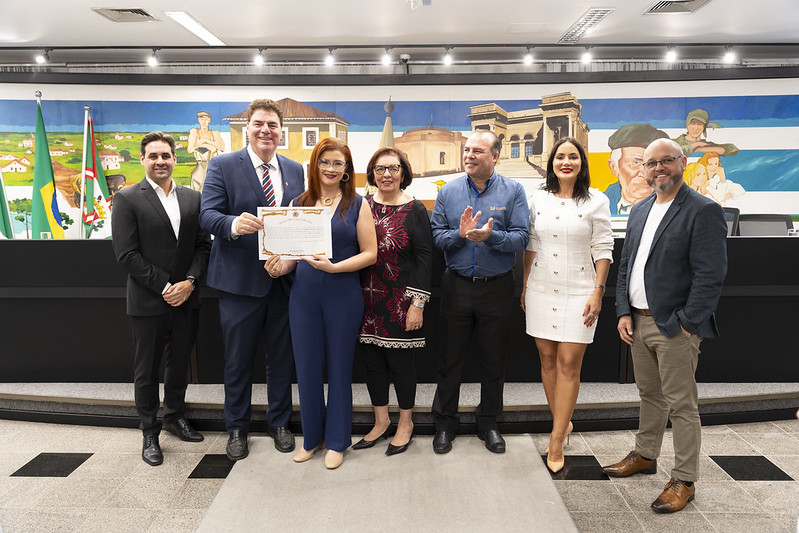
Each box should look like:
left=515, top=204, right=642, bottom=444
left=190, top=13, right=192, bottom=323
left=602, top=138, right=727, bottom=513
left=113, top=131, right=211, bottom=466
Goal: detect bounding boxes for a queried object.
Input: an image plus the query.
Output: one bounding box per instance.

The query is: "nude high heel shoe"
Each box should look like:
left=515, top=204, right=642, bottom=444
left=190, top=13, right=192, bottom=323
left=546, top=453, right=565, bottom=474
left=545, top=421, right=573, bottom=454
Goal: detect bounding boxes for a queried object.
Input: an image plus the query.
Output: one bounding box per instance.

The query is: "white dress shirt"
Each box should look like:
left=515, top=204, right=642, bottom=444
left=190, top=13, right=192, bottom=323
left=145, top=176, right=180, bottom=293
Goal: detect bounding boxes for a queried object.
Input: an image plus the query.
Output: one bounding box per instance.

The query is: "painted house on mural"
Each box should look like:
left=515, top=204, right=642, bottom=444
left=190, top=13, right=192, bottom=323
left=469, top=92, right=588, bottom=179
left=223, top=98, right=349, bottom=171
left=99, top=151, right=121, bottom=171
left=1, top=159, right=28, bottom=173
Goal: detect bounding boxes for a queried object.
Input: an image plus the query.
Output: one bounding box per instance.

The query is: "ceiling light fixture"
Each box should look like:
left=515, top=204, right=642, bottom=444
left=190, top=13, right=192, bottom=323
left=382, top=48, right=392, bottom=66
left=523, top=46, right=534, bottom=65
left=665, top=47, right=678, bottom=63
left=723, top=46, right=737, bottom=64
left=254, top=48, right=265, bottom=66
left=558, top=8, right=615, bottom=44
left=164, top=11, right=226, bottom=46
left=443, top=47, right=453, bottom=66
left=581, top=47, right=592, bottom=64
left=147, top=49, right=159, bottom=67
left=35, top=49, right=50, bottom=64
left=325, top=48, right=335, bottom=67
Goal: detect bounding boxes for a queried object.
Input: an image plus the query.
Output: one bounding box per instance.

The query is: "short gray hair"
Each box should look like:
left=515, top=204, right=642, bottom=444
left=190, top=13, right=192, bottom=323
left=470, top=129, right=502, bottom=155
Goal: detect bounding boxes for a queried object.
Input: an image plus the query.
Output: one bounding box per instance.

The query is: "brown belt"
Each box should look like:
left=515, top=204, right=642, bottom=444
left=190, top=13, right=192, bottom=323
left=632, top=307, right=652, bottom=316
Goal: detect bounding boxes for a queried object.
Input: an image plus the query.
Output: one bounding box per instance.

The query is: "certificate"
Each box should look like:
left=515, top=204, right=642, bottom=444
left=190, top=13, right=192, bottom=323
left=258, top=206, right=332, bottom=259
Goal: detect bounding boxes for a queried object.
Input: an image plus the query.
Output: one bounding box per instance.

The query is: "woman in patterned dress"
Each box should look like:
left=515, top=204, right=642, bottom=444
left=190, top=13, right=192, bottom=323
left=521, top=137, right=614, bottom=473
left=353, top=147, right=433, bottom=456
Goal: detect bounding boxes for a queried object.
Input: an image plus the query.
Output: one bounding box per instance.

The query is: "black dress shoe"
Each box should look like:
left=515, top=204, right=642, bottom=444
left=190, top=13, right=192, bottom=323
left=163, top=417, right=204, bottom=442
left=142, top=434, right=163, bottom=466
left=386, top=432, right=413, bottom=456
left=477, top=428, right=506, bottom=453
left=352, top=424, right=396, bottom=450
left=268, top=426, right=295, bottom=453
left=226, top=429, right=249, bottom=461
left=433, top=430, right=455, bottom=454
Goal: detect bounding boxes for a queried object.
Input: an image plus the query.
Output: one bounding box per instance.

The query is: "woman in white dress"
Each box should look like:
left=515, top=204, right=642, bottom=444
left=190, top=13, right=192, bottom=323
left=521, top=137, right=614, bottom=473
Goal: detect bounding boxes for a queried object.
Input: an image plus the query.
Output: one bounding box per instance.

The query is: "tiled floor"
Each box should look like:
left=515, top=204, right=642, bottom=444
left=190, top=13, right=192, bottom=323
left=0, top=418, right=797, bottom=532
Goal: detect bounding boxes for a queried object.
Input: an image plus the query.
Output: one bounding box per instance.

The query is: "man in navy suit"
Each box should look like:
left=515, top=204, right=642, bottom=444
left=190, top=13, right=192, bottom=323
left=602, top=138, right=727, bottom=513
left=200, top=99, right=305, bottom=460
left=112, top=131, right=211, bottom=466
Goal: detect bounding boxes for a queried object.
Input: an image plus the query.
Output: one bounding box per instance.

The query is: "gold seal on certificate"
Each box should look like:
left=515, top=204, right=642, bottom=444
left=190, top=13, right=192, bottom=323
left=258, top=206, right=333, bottom=259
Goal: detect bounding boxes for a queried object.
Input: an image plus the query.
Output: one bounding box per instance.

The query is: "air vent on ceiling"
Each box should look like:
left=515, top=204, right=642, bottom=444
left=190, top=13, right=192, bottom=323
left=645, top=0, right=712, bottom=14
left=92, top=8, right=158, bottom=22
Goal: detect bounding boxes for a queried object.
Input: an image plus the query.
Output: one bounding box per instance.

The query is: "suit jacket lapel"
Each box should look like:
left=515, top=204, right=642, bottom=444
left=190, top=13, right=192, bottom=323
left=625, top=196, right=652, bottom=275
left=649, top=184, right=689, bottom=254
left=241, top=148, right=266, bottom=207
left=140, top=180, right=176, bottom=241
left=176, top=185, right=191, bottom=245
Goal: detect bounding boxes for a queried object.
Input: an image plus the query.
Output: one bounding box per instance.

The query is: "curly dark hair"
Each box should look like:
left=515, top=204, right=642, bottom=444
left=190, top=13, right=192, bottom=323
left=542, top=137, right=591, bottom=204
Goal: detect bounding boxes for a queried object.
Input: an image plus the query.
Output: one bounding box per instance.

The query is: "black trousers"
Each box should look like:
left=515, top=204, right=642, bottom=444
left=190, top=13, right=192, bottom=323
left=361, top=343, right=417, bottom=410
left=432, top=269, right=514, bottom=432
left=131, top=305, right=197, bottom=436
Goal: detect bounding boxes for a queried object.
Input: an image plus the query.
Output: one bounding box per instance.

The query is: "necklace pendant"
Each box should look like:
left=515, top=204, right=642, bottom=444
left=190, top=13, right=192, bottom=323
left=323, top=197, right=333, bottom=206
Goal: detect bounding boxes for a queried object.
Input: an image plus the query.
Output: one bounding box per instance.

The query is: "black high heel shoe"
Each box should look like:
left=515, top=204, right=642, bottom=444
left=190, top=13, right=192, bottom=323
left=352, top=423, right=395, bottom=450
left=386, top=431, right=414, bottom=456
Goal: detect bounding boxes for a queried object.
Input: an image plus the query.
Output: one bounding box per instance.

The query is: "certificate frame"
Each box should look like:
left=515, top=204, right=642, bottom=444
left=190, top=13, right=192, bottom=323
left=258, top=206, right=332, bottom=259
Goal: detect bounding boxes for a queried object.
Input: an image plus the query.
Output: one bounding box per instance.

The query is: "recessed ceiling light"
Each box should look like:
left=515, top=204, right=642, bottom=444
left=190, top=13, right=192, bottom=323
left=164, top=11, right=225, bottom=46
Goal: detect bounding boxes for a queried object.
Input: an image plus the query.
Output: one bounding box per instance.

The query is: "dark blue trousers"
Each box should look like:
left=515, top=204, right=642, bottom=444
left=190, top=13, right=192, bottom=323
left=217, top=284, right=295, bottom=433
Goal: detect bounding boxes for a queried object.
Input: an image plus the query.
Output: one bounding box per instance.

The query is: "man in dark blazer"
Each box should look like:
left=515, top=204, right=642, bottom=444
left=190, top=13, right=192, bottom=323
left=602, top=138, right=727, bottom=513
left=200, top=99, right=305, bottom=460
left=112, top=131, right=211, bottom=466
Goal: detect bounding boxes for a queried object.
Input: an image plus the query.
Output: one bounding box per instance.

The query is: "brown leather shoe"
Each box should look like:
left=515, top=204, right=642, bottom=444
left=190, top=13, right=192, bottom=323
left=651, top=478, right=695, bottom=513
left=602, top=450, right=657, bottom=477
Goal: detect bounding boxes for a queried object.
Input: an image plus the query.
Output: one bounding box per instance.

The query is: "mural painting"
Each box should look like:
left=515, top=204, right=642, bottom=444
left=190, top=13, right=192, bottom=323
left=0, top=80, right=796, bottom=239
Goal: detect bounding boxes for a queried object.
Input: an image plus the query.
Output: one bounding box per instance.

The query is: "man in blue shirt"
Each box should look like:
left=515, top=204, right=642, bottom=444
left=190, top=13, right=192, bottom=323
left=430, top=130, right=529, bottom=454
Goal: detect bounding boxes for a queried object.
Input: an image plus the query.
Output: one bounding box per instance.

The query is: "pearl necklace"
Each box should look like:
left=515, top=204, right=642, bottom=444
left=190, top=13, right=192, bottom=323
left=321, top=192, right=342, bottom=206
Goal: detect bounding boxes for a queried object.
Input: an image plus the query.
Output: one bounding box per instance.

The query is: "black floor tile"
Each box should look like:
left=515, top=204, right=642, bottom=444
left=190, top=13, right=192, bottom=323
left=541, top=455, right=610, bottom=480
left=710, top=455, right=794, bottom=481
left=189, top=454, right=236, bottom=479
left=11, top=453, right=93, bottom=477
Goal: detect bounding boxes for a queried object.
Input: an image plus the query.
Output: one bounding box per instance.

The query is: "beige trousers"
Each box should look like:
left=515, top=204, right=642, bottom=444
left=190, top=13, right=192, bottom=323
left=631, top=314, right=703, bottom=482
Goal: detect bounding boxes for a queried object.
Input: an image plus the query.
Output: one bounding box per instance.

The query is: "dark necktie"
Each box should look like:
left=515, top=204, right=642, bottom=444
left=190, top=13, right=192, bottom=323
left=262, top=163, right=276, bottom=207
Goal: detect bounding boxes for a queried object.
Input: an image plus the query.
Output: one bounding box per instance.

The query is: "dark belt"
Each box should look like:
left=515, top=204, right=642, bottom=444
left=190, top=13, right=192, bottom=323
left=632, top=307, right=652, bottom=316
left=446, top=268, right=512, bottom=284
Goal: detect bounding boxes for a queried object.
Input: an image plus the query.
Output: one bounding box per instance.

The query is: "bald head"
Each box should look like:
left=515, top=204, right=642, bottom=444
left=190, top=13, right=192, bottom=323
left=644, top=138, right=682, bottom=160
left=643, top=138, right=686, bottom=200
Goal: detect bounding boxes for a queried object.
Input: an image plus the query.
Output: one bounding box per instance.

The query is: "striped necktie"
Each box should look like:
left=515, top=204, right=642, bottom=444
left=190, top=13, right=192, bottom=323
left=262, top=163, right=276, bottom=207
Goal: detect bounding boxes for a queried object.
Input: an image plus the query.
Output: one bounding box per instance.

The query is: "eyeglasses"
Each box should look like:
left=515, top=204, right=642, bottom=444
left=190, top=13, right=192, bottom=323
left=373, top=165, right=401, bottom=176
left=643, top=156, right=680, bottom=170
left=317, top=158, right=347, bottom=172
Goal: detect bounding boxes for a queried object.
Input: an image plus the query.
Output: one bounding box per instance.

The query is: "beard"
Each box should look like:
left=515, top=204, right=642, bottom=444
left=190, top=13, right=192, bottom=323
left=648, top=170, right=682, bottom=194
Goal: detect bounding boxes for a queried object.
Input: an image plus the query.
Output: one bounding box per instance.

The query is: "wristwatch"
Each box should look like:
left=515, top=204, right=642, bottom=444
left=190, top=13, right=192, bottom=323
left=411, top=300, right=425, bottom=309
left=186, top=276, right=198, bottom=288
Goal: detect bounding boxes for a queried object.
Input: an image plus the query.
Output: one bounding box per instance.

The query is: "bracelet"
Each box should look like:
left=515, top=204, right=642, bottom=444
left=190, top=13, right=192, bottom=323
left=411, top=300, right=425, bottom=309
left=594, top=284, right=606, bottom=292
